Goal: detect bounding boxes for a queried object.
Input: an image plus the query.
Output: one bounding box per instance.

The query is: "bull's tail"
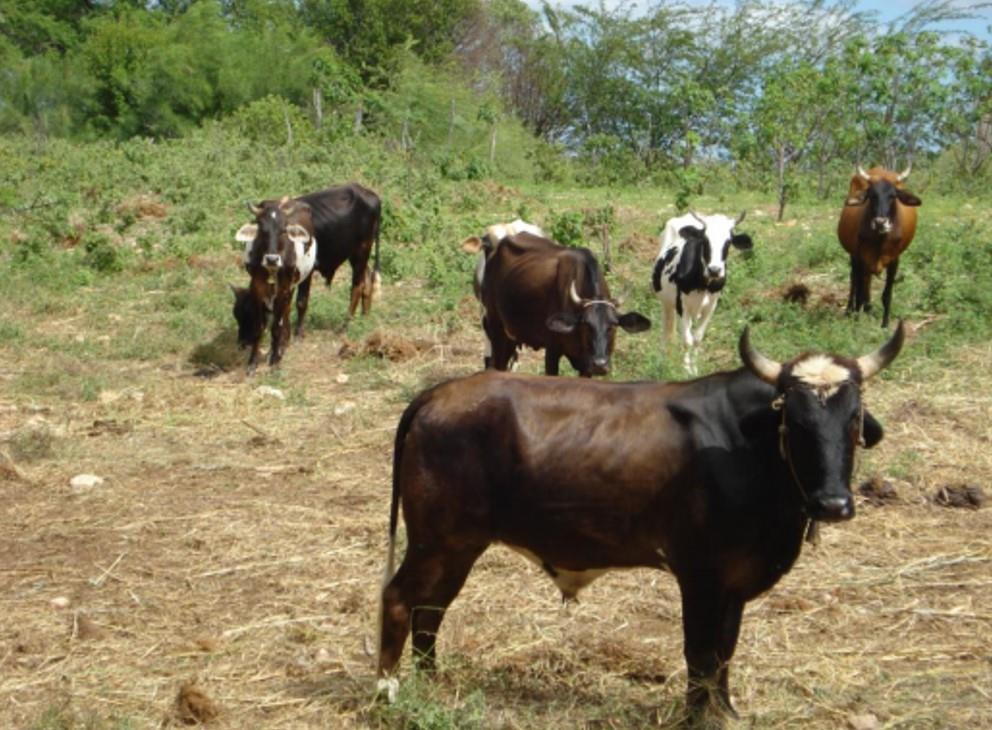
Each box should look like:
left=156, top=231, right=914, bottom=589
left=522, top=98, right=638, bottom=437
left=377, top=389, right=430, bottom=663
left=651, top=256, right=664, bottom=293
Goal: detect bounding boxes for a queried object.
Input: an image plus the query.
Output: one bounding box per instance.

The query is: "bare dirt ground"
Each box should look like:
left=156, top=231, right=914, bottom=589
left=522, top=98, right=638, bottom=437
left=1, top=295, right=990, bottom=729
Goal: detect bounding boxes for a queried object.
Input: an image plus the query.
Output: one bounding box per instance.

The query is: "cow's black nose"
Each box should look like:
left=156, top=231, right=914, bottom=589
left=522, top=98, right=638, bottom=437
left=591, top=358, right=609, bottom=375
left=811, top=495, right=854, bottom=522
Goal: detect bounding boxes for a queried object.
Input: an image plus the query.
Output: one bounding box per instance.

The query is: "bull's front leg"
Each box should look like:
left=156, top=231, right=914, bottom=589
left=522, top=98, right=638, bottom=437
left=544, top=346, right=562, bottom=376
left=692, top=293, right=719, bottom=346
left=268, top=289, right=294, bottom=367
left=681, top=584, right=743, bottom=725
left=847, top=255, right=861, bottom=315
left=880, top=259, right=899, bottom=328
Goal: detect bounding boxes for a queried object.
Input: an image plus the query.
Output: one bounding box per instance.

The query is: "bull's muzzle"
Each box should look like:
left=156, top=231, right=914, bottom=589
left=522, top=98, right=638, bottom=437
left=590, top=357, right=609, bottom=376
left=263, top=253, right=282, bottom=269
left=871, top=217, right=892, bottom=234
left=808, top=494, right=854, bottom=522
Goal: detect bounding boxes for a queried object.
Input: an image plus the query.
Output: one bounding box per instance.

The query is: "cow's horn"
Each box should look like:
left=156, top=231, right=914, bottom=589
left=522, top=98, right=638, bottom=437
left=688, top=210, right=707, bottom=231
left=897, top=162, right=912, bottom=182
left=856, top=320, right=905, bottom=381
left=734, top=210, right=746, bottom=226
left=857, top=165, right=871, bottom=181
left=739, top=327, right=781, bottom=385
left=246, top=201, right=262, bottom=217
left=569, top=281, right=583, bottom=305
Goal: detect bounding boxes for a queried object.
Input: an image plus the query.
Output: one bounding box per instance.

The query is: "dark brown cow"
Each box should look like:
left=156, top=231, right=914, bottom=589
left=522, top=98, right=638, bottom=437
left=377, top=323, right=905, bottom=722
left=232, top=197, right=316, bottom=372
left=480, top=232, right=650, bottom=376
left=293, top=183, right=382, bottom=326
left=838, top=165, right=921, bottom=327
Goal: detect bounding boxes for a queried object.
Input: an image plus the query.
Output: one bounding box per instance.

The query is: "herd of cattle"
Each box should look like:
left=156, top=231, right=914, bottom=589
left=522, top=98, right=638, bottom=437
left=232, top=167, right=920, bottom=723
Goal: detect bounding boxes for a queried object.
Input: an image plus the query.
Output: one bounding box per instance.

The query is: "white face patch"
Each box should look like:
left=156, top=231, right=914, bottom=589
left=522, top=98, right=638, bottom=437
left=791, top=354, right=851, bottom=397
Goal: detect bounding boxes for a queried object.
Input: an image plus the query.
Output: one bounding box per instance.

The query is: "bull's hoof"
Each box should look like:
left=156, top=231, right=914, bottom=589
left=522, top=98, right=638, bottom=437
left=375, top=677, right=399, bottom=704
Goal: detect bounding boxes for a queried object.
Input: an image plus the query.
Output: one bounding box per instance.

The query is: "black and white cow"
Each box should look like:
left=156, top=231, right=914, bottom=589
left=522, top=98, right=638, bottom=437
left=651, top=211, right=753, bottom=374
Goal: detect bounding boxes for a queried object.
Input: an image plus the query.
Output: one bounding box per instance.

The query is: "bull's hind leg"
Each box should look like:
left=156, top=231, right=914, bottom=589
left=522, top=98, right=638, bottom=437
left=847, top=255, right=862, bottom=314
left=379, top=545, right=485, bottom=679
left=348, top=244, right=374, bottom=318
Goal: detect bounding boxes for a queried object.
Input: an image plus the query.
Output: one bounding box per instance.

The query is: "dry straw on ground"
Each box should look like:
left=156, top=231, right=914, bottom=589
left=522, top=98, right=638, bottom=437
left=0, top=304, right=989, bottom=729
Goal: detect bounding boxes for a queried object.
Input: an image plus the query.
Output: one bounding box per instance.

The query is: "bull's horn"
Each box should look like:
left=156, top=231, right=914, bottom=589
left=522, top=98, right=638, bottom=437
left=857, top=165, right=871, bottom=181
left=856, top=320, right=905, bottom=381
left=688, top=210, right=707, bottom=231
left=569, top=281, right=583, bottom=305
left=246, top=201, right=262, bottom=217
left=897, top=162, right=912, bottom=182
left=734, top=210, right=746, bottom=226
left=739, top=327, right=782, bottom=385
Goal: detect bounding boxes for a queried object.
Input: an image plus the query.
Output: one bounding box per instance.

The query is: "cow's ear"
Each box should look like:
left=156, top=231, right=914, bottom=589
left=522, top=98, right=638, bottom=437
left=286, top=223, right=310, bottom=247
left=844, top=192, right=867, bottom=206
left=235, top=224, right=257, bottom=243
left=731, top=233, right=753, bottom=250
left=460, top=235, right=483, bottom=254
left=678, top=225, right=705, bottom=240
left=618, top=311, right=651, bottom=333
left=546, top=312, right=579, bottom=333
left=861, top=409, right=884, bottom=448
left=896, top=189, right=922, bottom=207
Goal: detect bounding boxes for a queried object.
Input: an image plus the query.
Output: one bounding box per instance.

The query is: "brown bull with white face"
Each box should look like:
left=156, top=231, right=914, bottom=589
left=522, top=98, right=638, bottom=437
left=838, top=165, right=921, bottom=327
left=377, top=323, right=905, bottom=723
left=480, top=232, right=650, bottom=376
left=232, top=197, right=316, bottom=372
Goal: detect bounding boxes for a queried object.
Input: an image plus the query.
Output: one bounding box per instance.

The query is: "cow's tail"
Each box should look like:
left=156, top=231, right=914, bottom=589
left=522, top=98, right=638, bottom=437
left=651, top=256, right=664, bottom=293
left=371, top=211, right=382, bottom=301
left=377, top=389, right=429, bottom=663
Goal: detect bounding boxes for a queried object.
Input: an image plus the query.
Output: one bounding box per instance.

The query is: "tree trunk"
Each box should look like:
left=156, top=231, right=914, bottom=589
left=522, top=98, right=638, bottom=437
left=776, top=150, right=787, bottom=222
left=489, top=124, right=497, bottom=164
left=353, top=104, right=364, bottom=134
left=313, top=87, right=323, bottom=131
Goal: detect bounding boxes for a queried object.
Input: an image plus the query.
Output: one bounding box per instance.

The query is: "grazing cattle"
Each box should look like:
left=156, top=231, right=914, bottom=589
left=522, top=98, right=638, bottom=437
left=480, top=232, right=650, bottom=376
left=377, top=323, right=905, bottom=722
left=838, top=165, right=921, bottom=327
left=652, top=211, right=753, bottom=375
left=231, top=183, right=382, bottom=371
left=232, top=197, right=316, bottom=372
left=460, top=219, right=545, bottom=367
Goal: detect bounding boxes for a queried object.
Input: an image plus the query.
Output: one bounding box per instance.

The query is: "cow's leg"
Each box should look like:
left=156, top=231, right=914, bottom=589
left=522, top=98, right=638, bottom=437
left=294, top=273, right=313, bottom=339
left=348, top=245, right=373, bottom=318
left=681, top=584, right=741, bottom=722
left=268, top=290, right=293, bottom=367
left=246, top=338, right=262, bottom=375
left=544, top=347, right=562, bottom=376
left=880, top=259, right=899, bottom=328
left=661, top=302, right=676, bottom=358
left=489, top=320, right=516, bottom=372
left=859, top=267, right=873, bottom=315
left=692, top=294, right=719, bottom=346
left=847, top=255, right=860, bottom=314
left=481, top=316, right=493, bottom=369
left=379, top=545, right=485, bottom=678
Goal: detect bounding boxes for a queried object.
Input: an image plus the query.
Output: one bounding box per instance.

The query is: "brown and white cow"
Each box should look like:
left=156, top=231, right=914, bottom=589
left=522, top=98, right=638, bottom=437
left=377, top=323, right=905, bottom=723
left=479, top=231, right=650, bottom=376
left=838, top=165, right=921, bottom=327
left=232, top=197, right=316, bottom=372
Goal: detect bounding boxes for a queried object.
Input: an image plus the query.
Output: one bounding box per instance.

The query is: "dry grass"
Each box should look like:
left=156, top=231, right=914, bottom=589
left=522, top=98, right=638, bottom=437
left=0, top=285, right=990, bottom=729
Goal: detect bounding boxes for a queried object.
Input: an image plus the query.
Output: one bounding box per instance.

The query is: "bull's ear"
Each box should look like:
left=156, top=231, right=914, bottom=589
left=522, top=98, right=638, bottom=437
left=460, top=235, right=483, bottom=254
left=844, top=192, right=867, bottom=206
left=731, top=232, right=753, bottom=250
left=546, top=312, right=579, bottom=333
left=235, top=224, right=257, bottom=243
left=286, top=223, right=310, bottom=247
left=861, top=409, right=884, bottom=448
left=678, top=225, right=705, bottom=240
left=896, top=189, right=922, bottom=207
left=618, top=311, right=651, bottom=333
